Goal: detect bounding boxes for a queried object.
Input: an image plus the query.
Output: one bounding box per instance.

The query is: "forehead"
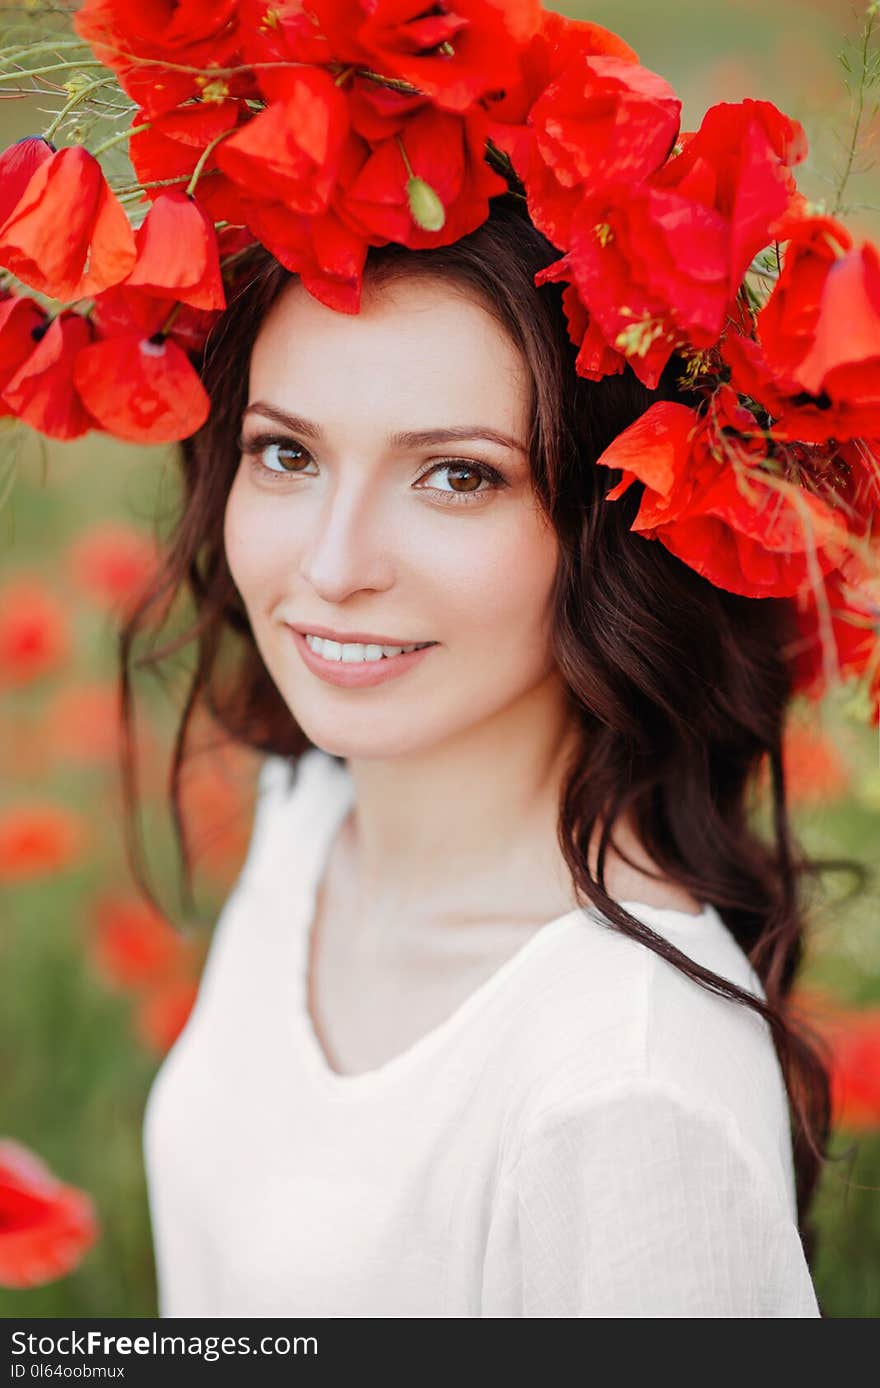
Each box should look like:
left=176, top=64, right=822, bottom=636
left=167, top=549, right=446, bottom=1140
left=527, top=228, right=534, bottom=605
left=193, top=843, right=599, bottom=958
left=248, top=275, right=530, bottom=431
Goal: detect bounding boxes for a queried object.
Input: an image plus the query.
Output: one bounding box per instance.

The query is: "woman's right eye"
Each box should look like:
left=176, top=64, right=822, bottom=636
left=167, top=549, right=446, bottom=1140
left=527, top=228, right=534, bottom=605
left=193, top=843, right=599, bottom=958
left=237, top=432, right=312, bottom=478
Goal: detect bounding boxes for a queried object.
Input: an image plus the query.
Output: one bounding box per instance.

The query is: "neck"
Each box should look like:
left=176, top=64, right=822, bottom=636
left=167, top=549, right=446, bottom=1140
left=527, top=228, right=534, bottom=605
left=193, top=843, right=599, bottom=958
left=336, top=671, right=582, bottom=928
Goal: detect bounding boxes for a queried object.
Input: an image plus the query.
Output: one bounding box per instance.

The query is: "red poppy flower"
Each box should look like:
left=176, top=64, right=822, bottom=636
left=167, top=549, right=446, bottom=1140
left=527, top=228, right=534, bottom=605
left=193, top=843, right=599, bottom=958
left=35, top=681, right=167, bottom=789
left=307, top=0, right=541, bottom=113
left=72, top=330, right=210, bottom=444
left=562, top=182, right=722, bottom=388
left=1, top=311, right=97, bottom=440
left=0, top=803, right=86, bottom=881
left=0, top=293, right=50, bottom=417
left=135, top=974, right=199, bottom=1054
left=829, top=1013, right=880, bottom=1131
left=754, top=719, right=852, bottom=808
left=0, top=575, right=70, bottom=687
left=788, top=567, right=880, bottom=711
left=344, top=73, right=432, bottom=144
left=73, top=0, right=248, bottom=119
left=520, top=56, right=680, bottom=252
left=780, top=719, right=850, bottom=806
left=0, top=1139, right=98, bottom=1289
left=90, top=893, right=190, bottom=990
left=531, top=252, right=625, bottom=379
left=67, top=521, right=160, bottom=614
left=0, top=147, right=136, bottom=302
left=236, top=0, right=334, bottom=105
left=123, top=191, right=226, bottom=311
left=241, top=195, right=369, bottom=313
left=754, top=213, right=852, bottom=376
left=341, top=104, right=507, bottom=248
left=547, top=99, right=806, bottom=388
left=666, top=99, right=806, bottom=284
left=488, top=8, right=637, bottom=141
left=45, top=682, right=130, bottom=766
left=795, top=993, right=880, bottom=1132
left=784, top=439, right=879, bottom=709
left=594, top=395, right=851, bottom=598
left=0, top=136, right=55, bottom=228
left=216, top=67, right=352, bottom=215
left=724, top=214, right=880, bottom=444
left=88, top=282, right=219, bottom=359
left=128, top=100, right=250, bottom=226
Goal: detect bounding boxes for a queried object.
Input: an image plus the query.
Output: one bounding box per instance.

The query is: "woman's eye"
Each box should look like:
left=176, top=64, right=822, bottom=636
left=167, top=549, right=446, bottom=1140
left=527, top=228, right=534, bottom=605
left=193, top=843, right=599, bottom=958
left=416, top=460, right=505, bottom=506
left=238, top=433, right=311, bottom=476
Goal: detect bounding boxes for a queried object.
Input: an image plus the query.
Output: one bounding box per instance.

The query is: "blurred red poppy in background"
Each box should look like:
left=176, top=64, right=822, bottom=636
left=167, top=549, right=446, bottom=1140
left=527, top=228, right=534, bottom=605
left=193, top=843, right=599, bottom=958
left=89, top=893, right=194, bottom=991
left=67, top=522, right=160, bottom=616
left=0, top=1139, right=98, bottom=1289
left=795, top=987, right=880, bottom=1132
left=0, top=803, right=87, bottom=881
left=0, top=575, right=70, bottom=687
left=45, top=682, right=124, bottom=767
left=134, top=974, right=200, bottom=1055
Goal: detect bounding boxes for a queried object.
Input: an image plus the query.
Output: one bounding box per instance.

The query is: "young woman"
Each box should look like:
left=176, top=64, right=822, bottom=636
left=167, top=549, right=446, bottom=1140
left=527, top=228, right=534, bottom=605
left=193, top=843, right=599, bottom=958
left=129, top=195, right=831, bottom=1317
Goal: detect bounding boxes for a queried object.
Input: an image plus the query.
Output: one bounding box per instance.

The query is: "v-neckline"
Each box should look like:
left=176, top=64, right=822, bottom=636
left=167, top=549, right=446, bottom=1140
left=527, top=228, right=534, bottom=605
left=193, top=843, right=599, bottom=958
left=285, top=749, right=715, bottom=1100
left=286, top=751, right=586, bottom=1097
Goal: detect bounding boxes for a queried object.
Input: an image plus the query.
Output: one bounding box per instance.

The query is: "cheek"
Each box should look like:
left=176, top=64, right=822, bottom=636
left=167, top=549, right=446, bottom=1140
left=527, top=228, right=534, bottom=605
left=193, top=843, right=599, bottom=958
left=437, top=502, right=559, bottom=662
left=223, top=470, right=288, bottom=602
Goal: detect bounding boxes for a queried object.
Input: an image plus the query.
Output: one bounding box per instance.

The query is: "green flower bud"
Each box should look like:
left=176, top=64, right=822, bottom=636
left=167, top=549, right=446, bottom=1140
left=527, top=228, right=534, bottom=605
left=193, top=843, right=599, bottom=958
left=407, top=176, right=445, bottom=232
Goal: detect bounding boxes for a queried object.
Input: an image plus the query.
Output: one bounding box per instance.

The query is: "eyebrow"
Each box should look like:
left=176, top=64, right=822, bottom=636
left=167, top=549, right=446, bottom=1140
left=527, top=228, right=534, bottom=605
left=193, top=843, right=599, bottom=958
left=242, top=401, right=528, bottom=455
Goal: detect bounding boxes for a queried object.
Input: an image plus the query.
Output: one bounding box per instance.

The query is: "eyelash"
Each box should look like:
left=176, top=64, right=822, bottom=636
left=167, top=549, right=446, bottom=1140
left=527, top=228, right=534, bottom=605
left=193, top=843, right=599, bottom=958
left=235, top=431, right=508, bottom=507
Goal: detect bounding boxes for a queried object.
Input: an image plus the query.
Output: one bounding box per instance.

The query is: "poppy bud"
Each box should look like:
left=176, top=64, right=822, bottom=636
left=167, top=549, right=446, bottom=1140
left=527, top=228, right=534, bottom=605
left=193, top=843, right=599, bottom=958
left=406, top=176, right=445, bottom=232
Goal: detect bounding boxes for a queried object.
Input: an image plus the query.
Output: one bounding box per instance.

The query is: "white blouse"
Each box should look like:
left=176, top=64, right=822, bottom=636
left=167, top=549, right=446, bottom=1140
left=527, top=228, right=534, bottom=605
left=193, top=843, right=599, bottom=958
left=142, top=746, right=821, bottom=1317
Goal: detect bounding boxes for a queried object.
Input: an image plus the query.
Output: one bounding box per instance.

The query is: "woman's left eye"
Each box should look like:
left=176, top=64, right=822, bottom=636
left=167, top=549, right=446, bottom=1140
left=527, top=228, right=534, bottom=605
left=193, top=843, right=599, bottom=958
left=416, top=459, right=507, bottom=506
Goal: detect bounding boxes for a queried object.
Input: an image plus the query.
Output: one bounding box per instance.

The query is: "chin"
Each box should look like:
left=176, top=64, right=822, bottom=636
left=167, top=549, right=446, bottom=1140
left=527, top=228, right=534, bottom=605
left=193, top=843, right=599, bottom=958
left=294, top=713, right=457, bottom=763
left=300, top=730, right=418, bottom=762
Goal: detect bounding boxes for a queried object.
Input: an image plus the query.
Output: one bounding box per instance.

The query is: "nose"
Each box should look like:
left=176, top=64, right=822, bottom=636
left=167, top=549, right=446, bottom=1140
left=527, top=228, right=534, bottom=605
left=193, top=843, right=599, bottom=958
left=298, top=469, right=395, bottom=601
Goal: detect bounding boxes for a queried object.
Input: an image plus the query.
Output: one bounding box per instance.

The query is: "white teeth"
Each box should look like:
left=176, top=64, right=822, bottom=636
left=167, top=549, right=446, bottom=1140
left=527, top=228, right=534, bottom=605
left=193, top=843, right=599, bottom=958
left=304, top=634, right=431, bottom=663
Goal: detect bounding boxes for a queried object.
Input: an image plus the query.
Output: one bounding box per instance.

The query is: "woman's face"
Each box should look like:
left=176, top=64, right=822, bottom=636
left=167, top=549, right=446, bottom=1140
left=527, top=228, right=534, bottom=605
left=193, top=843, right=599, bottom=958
left=224, top=273, right=564, bottom=760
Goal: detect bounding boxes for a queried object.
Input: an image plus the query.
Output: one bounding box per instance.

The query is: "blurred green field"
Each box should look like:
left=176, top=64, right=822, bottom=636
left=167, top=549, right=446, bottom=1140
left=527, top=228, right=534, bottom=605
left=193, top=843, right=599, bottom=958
left=1, top=0, right=879, bottom=1319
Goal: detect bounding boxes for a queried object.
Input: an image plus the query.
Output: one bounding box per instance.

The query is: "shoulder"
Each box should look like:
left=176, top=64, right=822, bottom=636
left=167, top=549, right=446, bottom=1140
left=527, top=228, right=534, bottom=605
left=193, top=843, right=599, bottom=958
left=499, top=900, right=796, bottom=1212
left=491, top=1067, right=818, bottom=1316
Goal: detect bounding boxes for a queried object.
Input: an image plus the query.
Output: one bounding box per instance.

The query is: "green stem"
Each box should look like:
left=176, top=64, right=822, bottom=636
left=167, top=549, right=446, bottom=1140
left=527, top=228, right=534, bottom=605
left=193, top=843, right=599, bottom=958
left=0, top=59, right=107, bottom=86
left=158, top=301, right=183, bottom=337
left=832, top=6, right=880, bottom=216
left=43, top=76, right=115, bottom=141
left=395, top=134, right=414, bottom=178
left=185, top=128, right=232, bottom=196
left=92, top=121, right=151, bottom=157
left=0, top=39, right=93, bottom=68
left=357, top=67, right=422, bottom=95
left=115, top=176, right=190, bottom=201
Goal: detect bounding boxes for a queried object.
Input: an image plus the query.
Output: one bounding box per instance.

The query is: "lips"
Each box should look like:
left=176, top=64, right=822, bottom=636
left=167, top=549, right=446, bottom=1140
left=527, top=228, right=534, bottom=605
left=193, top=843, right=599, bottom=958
left=288, top=625, right=437, bottom=689
left=291, top=623, right=436, bottom=647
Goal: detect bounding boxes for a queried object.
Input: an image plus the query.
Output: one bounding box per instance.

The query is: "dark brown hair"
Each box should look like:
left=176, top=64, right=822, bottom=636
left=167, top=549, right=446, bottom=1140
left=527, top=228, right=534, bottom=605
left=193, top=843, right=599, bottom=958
left=118, top=191, right=867, bottom=1279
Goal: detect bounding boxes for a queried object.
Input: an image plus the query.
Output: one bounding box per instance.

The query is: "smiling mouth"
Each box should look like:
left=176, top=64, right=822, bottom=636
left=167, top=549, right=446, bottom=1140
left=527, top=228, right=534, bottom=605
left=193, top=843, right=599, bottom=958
left=300, top=631, right=437, bottom=663
left=289, top=626, right=438, bottom=683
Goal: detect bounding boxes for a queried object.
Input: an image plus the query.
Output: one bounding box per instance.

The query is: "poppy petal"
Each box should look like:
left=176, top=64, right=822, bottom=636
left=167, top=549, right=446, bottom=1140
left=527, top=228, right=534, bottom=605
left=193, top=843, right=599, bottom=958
left=72, top=332, right=210, bottom=443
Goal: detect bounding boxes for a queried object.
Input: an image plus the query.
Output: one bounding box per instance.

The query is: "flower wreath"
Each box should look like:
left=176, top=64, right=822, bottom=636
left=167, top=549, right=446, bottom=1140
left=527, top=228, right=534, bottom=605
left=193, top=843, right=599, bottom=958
left=0, top=1, right=878, bottom=723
